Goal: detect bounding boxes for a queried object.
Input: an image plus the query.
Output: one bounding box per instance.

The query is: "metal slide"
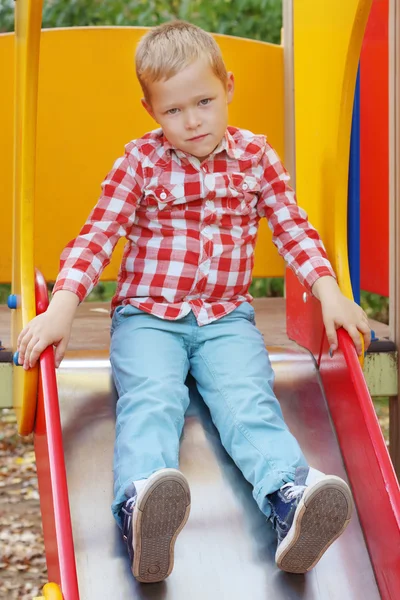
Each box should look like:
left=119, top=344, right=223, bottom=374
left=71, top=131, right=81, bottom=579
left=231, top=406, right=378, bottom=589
left=56, top=344, right=380, bottom=599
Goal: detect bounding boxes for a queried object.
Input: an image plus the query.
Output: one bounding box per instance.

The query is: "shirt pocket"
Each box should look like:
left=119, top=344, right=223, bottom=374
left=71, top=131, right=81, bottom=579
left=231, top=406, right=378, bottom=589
left=222, top=172, right=260, bottom=214
left=142, top=181, right=187, bottom=211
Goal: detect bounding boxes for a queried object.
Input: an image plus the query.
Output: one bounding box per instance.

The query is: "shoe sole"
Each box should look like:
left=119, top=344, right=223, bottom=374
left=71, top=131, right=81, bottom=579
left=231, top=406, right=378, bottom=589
left=132, top=469, right=191, bottom=583
left=275, top=476, right=353, bottom=574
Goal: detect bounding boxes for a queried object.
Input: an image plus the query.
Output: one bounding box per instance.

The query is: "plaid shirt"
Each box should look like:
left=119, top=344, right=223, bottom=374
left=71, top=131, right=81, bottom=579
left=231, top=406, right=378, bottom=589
left=53, top=127, right=335, bottom=325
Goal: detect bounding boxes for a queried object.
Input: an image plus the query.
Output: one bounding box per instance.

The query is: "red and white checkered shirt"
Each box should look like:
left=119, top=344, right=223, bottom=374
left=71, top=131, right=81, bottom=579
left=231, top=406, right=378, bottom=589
left=53, top=126, right=335, bottom=325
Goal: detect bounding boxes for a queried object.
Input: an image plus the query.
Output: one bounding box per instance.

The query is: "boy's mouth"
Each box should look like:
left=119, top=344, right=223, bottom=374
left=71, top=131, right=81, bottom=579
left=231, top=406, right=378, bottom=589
left=188, top=134, right=209, bottom=142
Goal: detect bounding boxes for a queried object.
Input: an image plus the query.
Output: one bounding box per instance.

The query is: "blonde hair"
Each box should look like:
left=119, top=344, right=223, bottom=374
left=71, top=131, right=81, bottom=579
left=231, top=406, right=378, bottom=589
left=136, top=20, right=228, bottom=101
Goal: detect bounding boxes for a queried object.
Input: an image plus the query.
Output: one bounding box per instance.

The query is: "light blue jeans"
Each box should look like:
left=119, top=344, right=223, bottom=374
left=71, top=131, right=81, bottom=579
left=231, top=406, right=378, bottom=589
left=110, top=302, right=307, bottom=527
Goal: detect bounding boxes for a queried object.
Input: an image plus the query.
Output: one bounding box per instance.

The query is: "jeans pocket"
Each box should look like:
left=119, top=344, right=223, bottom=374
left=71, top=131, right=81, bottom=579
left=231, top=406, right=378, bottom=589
left=236, top=302, right=255, bottom=324
left=110, top=306, right=124, bottom=336
left=111, top=304, right=142, bottom=335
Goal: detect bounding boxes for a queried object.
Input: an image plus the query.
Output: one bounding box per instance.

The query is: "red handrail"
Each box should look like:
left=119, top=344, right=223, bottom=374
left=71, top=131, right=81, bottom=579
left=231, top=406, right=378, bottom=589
left=34, top=269, right=80, bottom=600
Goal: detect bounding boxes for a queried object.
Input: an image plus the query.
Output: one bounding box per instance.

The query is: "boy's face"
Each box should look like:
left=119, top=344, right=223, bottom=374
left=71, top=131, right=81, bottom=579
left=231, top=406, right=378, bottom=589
left=142, top=58, right=234, bottom=162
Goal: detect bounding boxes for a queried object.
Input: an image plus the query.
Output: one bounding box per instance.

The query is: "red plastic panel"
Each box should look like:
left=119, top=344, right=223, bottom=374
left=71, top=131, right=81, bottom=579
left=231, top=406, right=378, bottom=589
left=34, top=271, right=80, bottom=600
left=286, top=269, right=325, bottom=360
left=360, top=0, right=389, bottom=296
left=320, top=332, right=400, bottom=598
left=286, top=268, right=400, bottom=599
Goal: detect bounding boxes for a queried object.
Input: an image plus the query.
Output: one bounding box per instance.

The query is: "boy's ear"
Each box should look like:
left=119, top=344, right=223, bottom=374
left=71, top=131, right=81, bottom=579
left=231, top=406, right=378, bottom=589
left=226, top=72, right=235, bottom=104
left=141, top=98, right=156, bottom=120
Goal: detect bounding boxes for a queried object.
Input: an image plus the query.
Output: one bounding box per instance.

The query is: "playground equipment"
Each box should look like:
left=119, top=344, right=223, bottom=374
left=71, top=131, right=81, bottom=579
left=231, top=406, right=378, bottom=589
left=0, top=0, right=400, bottom=598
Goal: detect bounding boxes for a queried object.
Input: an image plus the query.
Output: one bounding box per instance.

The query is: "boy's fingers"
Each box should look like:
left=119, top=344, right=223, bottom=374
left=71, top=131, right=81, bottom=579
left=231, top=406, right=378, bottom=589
left=358, top=321, right=372, bottom=350
left=24, top=336, right=50, bottom=369
left=362, top=312, right=369, bottom=324
left=325, top=322, right=338, bottom=353
left=18, top=330, right=33, bottom=364
left=17, top=327, right=29, bottom=349
left=23, top=336, right=39, bottom=369
left=346, top=325, right=363, bottom=355
left=29, top=340, right=49, bottom=368
left=54, top=339, right=67, bottom=368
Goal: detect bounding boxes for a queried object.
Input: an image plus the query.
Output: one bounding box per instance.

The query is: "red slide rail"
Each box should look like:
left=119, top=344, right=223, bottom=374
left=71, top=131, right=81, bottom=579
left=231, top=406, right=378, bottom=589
left=34, top=270, right=80, bottom=599
left=287, top=269, right=400, bottom=599
left=320, top=331, right=400, bottom=597
left=32, top=265, right=400, bottom=598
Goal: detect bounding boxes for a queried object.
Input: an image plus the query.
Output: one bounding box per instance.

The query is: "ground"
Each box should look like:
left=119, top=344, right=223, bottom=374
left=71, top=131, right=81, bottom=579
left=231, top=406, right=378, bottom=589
left=0, top=410, right=47, bottom=599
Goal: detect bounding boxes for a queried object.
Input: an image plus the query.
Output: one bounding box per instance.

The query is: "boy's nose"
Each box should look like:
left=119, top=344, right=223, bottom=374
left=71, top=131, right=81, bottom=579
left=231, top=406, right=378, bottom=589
left=185, top=111, right=201, bottom=130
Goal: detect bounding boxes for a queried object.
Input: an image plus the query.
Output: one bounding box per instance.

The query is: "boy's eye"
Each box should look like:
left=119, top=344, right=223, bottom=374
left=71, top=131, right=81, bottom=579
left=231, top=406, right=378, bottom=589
left=167, top=108, right=179, bottom=115
left=199, top=98, right=211, bottom=106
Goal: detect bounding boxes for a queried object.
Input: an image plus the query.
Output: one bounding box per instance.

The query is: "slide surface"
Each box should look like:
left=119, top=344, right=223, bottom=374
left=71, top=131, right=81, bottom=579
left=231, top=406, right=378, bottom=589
left=50, top=328, right=380, bottom=599
left=32, top=279, right=400, bottom=599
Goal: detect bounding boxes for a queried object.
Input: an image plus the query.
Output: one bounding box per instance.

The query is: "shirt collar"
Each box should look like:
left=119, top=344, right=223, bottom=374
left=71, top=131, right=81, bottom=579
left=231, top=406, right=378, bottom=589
left=211, top=129, right=238, bottom=160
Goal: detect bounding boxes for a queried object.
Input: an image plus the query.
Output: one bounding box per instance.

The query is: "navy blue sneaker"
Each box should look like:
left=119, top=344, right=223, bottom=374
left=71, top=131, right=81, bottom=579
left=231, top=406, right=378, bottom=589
left=121, top=468, right=191, bottom=583
left=268, top=467, right=353, bottom=573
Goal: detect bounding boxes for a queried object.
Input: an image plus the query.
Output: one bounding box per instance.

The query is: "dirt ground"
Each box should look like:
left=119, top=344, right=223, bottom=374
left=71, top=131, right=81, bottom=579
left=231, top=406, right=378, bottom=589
left=0, top=409, right=47, bottom=600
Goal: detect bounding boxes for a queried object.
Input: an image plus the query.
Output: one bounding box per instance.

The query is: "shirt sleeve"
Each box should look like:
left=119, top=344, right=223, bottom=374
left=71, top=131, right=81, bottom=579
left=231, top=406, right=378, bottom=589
left=52, top=147, right=144, bottom=302
left=257, top=142, right=336, bottom=291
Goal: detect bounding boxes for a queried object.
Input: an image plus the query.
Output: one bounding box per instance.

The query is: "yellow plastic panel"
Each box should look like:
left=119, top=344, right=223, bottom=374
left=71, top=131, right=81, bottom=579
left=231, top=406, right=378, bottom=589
left=0, top=28, right=285, bottom=285
left=293, top=0, right=372, bottom=299
left=33, top=581, right=63, bottom=599
left=12, top=0, right=43, bottom=435
left=0, top=34, right=14, bottom=285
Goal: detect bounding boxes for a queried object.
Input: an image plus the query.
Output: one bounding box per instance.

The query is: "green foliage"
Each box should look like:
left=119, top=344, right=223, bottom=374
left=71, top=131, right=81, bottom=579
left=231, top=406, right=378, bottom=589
left=361, top=290, right=389, bottom=325
left=0, top=284, right=11, bottom=304
left=0, top=1, right=13, bottom=32
left=0, top=0, right=282, bottom=43
left=86, top=281, right=117, bottom=302
left=250, top=277, right=284, bottom=298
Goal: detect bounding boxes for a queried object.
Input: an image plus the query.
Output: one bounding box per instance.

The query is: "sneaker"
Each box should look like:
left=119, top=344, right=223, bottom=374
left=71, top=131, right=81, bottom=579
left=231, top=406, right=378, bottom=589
left=268, top=466, right=353, bottom=573
left=121, top=468, right=191, bottom=583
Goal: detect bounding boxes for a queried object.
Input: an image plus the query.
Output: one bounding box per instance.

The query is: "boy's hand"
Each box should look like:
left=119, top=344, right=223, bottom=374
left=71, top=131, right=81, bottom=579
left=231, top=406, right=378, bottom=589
left=17, top=312, right=73, bottom=370
left=17, top=290, right=79, bottom=370
left=312, top=276, right=371, bottom=356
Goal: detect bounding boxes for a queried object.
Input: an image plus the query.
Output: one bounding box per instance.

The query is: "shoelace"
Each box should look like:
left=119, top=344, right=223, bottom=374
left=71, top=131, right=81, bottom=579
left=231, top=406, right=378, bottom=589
left=280, top=482, right=306, bottom=501
left=121, top=495, right=137, bottom=517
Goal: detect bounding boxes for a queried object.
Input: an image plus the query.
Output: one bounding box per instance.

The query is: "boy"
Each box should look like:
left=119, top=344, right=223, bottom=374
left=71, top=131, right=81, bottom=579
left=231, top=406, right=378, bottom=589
left=17, top=21, right=371, bottom=584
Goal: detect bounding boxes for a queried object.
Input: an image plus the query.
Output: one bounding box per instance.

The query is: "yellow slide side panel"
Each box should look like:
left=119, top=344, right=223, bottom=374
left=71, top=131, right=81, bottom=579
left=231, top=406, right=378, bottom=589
left=33, top=581, right=63, bottom=599
left=293, top=0, right=372, bottom=299
left=0, top=28, right=285, bottom=284
left=12, top=0, right=43, bottom=435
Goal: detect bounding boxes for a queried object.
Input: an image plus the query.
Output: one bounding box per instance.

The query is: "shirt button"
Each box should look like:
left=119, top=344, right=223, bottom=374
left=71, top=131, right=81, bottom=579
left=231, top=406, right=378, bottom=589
left=242, top=183, right=249, bottom=191
left=160, top=191, right=167, bottom=200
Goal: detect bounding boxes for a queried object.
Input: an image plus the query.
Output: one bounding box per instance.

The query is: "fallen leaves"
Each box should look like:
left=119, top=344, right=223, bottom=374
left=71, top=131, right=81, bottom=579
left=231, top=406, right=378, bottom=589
left=0, top=409, right=47, bottom=599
